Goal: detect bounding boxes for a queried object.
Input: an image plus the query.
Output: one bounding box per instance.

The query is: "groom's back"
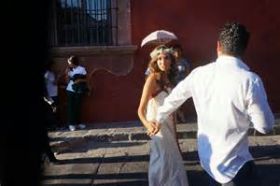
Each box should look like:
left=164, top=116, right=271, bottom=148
left=189, top=55, right=270, bottom=183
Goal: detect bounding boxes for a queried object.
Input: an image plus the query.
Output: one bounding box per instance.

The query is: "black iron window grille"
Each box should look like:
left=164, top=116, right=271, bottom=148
left=50, top=0, right=118, bottom=47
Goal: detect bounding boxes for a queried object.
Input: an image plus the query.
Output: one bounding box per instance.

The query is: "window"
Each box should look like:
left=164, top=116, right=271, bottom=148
left=50, top=0, right=118, bottom=46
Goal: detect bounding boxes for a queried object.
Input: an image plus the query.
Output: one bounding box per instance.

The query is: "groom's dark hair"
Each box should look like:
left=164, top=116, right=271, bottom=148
left=218, top=22, right=250, bottom=57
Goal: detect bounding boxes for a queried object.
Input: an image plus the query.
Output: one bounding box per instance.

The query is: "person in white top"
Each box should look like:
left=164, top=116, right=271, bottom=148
left=44, top=60, right=58, bottom=111
left=154, top=22, right=275, bottom=185
left=43, top=60, right=61, bottom=131
left=65, top=55, right=88, bottom=131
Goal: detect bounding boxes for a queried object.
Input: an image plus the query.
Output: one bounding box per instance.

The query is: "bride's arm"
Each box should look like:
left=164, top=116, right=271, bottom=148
left=138, top=74, right=158, bottom=135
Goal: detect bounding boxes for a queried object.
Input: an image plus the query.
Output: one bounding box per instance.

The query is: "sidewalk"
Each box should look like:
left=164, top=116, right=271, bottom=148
left=43, top=129, right=280, bottom=186
left=42, top=118, right=280, bottom=186
left=49, top=118, right=280, bottom=152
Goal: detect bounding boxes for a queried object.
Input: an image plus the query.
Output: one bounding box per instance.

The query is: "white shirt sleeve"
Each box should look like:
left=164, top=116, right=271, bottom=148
left=80, top=66, right=87, bottom=75
left=156, top=72, right=193, bottom=124
left=247, top=76, right=274, bottom=133
left=68, top=66, right=87, bottom=77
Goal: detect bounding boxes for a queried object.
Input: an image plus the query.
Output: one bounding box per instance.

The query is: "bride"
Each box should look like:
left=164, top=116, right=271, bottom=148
left=138, top=45, right=189, bottom=186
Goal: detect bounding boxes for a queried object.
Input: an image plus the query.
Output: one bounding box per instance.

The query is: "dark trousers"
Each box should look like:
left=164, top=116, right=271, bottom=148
left=42, top=131, right=57, bottom=161
left=67, top=91, right=82, bottom=125
left=209, top=161, right=261, bottom=186
left=45, top=97, right=60, bottom=129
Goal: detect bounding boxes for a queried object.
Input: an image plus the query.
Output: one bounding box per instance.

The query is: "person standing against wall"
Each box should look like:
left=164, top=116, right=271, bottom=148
left=44, top=60, right=59, bottom=130
left=65, top=55, right=88, bottom=131
left=171, top=44, right=192, bottom=123
left=172, top=44, right=191, bottom=83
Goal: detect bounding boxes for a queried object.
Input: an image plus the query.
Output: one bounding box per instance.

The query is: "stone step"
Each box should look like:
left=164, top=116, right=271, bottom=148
left=44, top=135, right=280, bottom=186
left=49, top=118, right=280, bottom=152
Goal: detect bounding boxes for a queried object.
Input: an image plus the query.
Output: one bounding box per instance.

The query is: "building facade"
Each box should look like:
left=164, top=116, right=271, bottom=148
left=49, top=0, right=280, bottom=124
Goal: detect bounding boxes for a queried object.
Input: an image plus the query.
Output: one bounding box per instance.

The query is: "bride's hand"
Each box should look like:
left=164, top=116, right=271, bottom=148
left=151, top=122, right=160, bottom=136
left=146, top=123, right=155, bottom=136
left=146, top=122, right=160, bottom=137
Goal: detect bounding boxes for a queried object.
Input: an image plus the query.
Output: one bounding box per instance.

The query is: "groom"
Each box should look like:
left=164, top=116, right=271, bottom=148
left=152, top=22, right=274, bottom=185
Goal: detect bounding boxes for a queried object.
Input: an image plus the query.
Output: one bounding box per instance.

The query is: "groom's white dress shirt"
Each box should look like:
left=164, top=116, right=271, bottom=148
left=156, top=55, right=274, bottom=183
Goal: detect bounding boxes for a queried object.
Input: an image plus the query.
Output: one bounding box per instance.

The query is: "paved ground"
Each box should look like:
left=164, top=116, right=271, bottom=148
left=42, top=120, right=280, bottom=186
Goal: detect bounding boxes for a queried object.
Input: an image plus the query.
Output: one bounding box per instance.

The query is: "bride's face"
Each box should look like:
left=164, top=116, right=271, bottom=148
left=157, top=52, right=171, bottom=72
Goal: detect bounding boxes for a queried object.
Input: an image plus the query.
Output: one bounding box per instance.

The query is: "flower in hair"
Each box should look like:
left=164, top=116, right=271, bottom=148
left=149, top=47, right=174, bottom=59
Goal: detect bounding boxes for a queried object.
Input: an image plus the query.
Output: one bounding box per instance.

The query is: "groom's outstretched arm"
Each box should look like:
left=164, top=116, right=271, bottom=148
left=156, top=73, right=193, bottom=124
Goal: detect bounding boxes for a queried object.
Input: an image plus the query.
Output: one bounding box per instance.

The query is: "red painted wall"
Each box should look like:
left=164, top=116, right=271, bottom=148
left=57, top=0, right=280, bottom=124
left=130, top=0, right=280, bottom=119
left=82, top=65, right=143, bottom=123
left=55, top=54, right=142, bottom=124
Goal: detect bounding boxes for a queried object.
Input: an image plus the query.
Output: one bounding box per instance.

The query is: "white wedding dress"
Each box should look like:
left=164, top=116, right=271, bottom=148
left=146, top=89, right=189, bottom=186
